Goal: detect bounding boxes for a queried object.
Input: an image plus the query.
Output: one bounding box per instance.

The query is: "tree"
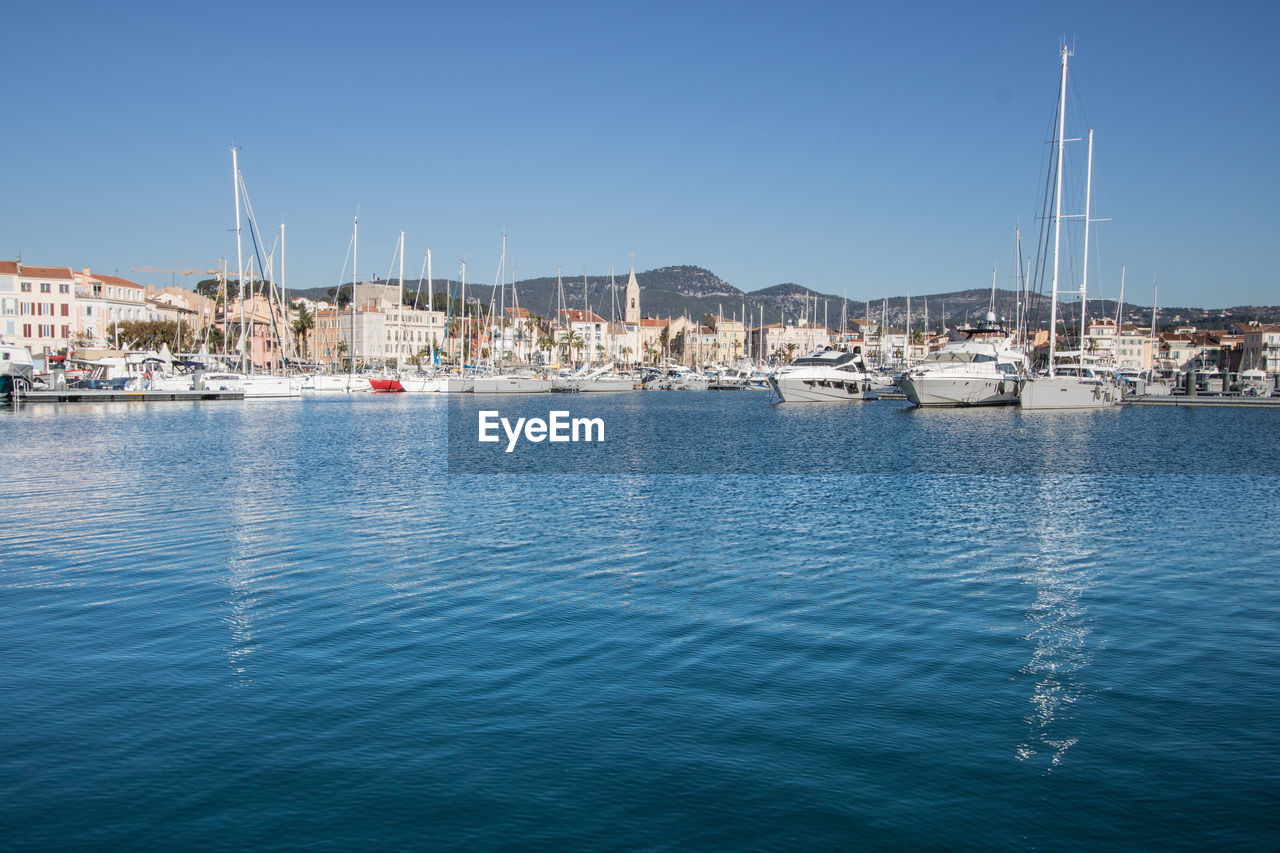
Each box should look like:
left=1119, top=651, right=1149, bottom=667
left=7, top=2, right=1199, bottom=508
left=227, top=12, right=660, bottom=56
left=783, top=342, right=798, bottom=363
left=195, top=277, right=238, bottom=304
left=108, top=320, right=195, bottom=352
left=291, top=303, right=314, bottom=360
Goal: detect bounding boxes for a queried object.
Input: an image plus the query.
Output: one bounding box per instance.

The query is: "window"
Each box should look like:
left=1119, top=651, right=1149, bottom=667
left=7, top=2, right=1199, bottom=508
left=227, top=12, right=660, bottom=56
left=21, top=282, right=31, bottom=292
left=61, top=304, right=69, bottom=317
left=23, top=324, right=31, bottom=337
left=61, top=325, right=71, bottom=339
left=40, top=283, right=51, bottom=293
left=59, top=283, right=69, bottom=294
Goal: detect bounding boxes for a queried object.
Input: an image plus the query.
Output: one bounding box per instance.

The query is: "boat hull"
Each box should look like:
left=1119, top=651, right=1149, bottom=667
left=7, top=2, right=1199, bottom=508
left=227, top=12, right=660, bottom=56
left=472, top=376, right=552, bottom=393
left=770, top=375, right=871, bottom=402
left=576, top=378, right=635, bottom=392
left=398, top=376, right=448, bottom=393
left=302, top=374, right=372, bottom=393
left=1019, top=376, right=1118, bottom=409
left=439, top=376, right=474, bottom=393
left=900, top=375, right=1019, bottom=407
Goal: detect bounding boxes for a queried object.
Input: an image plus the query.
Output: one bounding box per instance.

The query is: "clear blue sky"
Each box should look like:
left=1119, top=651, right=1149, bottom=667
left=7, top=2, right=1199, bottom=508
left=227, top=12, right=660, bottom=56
left=3, top=0, right=1276, bottom=308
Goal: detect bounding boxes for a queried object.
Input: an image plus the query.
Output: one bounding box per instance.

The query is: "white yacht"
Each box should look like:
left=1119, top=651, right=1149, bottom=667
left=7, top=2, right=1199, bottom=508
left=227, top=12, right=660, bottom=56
left=472, top=371, right=552, bottom=393
left=769, top=348, right=877, bottom=403
left=1, top=339, right=35, bottom=399
left=551, top=365, right=636, bottom=392
left=899, top=317, right=1027, bottom=407
left=200, top=371, right=303, bottom=398
left=1018, top=48, right=1120, bottom=412
left=302, top=373, right=373, bottom=393
left=1020, top=361, right=1119, bottom=409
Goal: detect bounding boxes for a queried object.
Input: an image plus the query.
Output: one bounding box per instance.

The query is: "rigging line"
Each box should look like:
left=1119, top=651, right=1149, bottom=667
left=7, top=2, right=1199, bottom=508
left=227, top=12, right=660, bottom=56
left=238, top=170, right=287, bottom=369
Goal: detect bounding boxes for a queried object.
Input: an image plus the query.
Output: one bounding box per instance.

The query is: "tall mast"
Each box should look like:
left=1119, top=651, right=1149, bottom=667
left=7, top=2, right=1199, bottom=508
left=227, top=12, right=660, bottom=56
left=1080, top=127, right=1095, bottom=359
left=1115, top=264, right=1126, bottom=364
left=427, top=249, right=434, bottom=368
left=398, top=229, right=405, bottom=371
left=1048, top=43, right=1071, bottom=377
left=1150, top=281, right=1159, bottom=372
left=280, top=222, right=288, bottom=366
left=232, top=147, right=245, bottom=372
left=350, top=213, right=357, bottom=376
left=905, top=292, right=911, bottom=369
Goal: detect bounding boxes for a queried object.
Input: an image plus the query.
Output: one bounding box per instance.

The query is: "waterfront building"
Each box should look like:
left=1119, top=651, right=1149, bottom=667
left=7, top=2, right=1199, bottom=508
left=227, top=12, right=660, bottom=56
left=1241, top=324, right=1280, bottom=373
left=0, top=261, right=78, bottom=355
left=750, top=322, right=829, bottom=364
left=635, top=317, right=669, bottom=364
left=71, top=268, right=149, bottom=347
left=554, top=309, right=608, bottom=366
left=217, top=295, right=293, bottom=371
left=310, top=308, right=345, bottom=369
left=1116, top=323, right=1155, bottom=370
left=146, top=286, right=216, bottom=335
left=703, top=315, right=747, bottom=364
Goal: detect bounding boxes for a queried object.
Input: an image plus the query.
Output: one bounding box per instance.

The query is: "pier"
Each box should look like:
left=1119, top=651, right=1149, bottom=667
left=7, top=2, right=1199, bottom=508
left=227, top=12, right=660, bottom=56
left=14, top=389, right=245, bottom=404
left=1122, top=394, right=1280, bottom=408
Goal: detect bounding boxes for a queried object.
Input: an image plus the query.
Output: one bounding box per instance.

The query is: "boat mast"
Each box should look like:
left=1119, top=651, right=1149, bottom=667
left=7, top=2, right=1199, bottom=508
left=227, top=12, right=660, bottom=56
left=426, top=249, right=434, bottom=369
left=1115, top=264, right=1126, bottom=364
left=1080, top=127, right=1095, bottom=361
left=350, top=213, right=357, bottom=376
left=232, top=147, right=245, bottom=372
left=1047, top=43, right=1071, bottom=377
left=905, top=293, right=911, bottom=369
left=281, top=222, right=289, bottom=368
left=397, top=230, right=405, bottom=372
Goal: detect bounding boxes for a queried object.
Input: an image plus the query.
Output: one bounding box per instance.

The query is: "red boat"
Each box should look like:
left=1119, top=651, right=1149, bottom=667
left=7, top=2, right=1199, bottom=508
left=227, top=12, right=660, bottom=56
left=368, top=378, right=404, bottom=392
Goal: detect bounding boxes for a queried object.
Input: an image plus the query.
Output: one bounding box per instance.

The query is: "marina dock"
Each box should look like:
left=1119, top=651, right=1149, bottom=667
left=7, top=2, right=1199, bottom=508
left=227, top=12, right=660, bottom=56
left=14, top=389, right=245, bottom=404
left=1121, top=394, right=1280, bottom=408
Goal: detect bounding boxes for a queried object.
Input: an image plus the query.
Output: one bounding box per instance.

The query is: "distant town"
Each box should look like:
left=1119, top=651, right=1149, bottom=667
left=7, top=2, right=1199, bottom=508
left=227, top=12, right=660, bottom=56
left=2, top=259, right=1279, bottom=377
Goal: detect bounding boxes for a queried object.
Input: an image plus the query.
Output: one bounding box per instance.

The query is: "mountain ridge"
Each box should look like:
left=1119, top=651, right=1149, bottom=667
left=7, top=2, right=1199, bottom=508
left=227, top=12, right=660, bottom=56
left=287, top=265, right=1279, bottom=331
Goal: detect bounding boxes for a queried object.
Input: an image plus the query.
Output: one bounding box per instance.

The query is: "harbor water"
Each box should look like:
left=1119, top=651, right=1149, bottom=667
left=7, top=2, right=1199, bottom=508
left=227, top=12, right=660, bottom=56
left=2, top=393, right=1277, bottom=849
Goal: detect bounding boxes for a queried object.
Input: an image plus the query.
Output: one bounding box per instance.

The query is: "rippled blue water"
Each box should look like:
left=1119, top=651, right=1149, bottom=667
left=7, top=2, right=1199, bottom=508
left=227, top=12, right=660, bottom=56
left=2, top=394, right=1278, bottom=850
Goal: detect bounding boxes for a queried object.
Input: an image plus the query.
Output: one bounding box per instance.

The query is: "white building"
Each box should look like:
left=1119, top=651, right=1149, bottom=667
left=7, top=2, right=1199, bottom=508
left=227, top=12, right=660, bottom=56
left=1242, top=324, right=1280, bottom=373
left=0, top=261, right=78, bottom=355
left=72, top=268, right=148, bottom=345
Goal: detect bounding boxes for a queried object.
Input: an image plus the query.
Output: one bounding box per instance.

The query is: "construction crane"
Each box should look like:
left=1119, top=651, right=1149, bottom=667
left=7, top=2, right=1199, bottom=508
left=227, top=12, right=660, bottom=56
left=130, top=267, right=198, bottom=288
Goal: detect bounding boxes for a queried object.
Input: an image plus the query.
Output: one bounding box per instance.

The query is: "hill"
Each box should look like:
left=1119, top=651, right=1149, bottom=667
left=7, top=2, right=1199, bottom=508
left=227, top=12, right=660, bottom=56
left=288, top=265, right=1280, bottom=331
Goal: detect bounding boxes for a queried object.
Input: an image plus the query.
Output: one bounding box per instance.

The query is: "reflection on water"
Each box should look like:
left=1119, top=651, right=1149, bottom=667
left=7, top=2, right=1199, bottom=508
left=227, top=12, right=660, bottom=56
left=1017, top=473, right=1098, bottom=769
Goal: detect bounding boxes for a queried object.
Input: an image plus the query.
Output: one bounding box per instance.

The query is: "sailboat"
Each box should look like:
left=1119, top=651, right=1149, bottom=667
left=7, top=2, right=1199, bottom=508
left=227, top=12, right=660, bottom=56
left=1019, top=46, right=1120, bottom=410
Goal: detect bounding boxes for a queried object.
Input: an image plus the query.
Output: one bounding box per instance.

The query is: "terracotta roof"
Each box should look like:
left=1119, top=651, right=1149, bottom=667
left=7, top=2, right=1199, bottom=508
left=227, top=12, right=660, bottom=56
left=638, top=317, right=668, bottom=327
left=92, top=273, right=144, bottom=289
left=19, top=264, right=73, bottom=280
left=505, top=306, right=531, bottom=318
left=0, top=261, right=18, bottom=275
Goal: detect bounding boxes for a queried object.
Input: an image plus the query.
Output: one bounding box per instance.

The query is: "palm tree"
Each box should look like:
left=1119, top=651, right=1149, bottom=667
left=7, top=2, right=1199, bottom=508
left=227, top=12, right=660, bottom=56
left=783, top=342, right=798, bottom=364
left=291, top=303, right=314, bottom=361
left=620, top=345, right=633, bottom=366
